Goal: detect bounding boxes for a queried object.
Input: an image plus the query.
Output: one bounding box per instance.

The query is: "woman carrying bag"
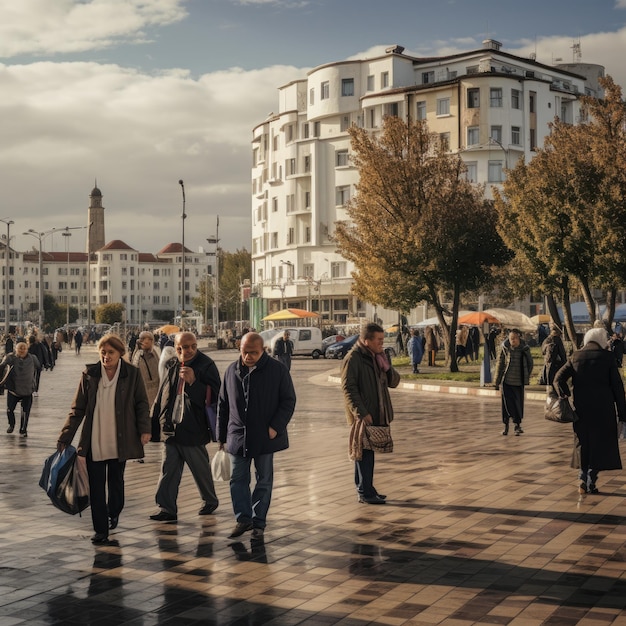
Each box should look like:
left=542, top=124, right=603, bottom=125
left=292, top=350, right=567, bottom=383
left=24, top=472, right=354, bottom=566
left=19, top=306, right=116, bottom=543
left=57, top=334, right=151, bottom=544
left=553, top=327, right=626, bottom=495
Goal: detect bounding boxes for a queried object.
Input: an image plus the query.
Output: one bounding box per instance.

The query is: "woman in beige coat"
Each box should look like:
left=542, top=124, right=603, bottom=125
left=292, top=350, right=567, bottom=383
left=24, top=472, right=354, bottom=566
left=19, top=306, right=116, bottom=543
left=57, top=334, right=151, bottom=544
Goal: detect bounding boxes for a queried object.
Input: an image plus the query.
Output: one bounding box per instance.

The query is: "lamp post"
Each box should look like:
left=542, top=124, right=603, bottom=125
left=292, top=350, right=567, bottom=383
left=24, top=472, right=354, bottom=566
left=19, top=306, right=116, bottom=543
left=179, top=179, right=186, bottom=325
left=24, top=228, right=57, bottom=329
left=207, top=215, right=220, bottom=330
left=87, top=221, right=93, bottom=326
left=0, top=218, right=14, bottom=334
left=489, top=136, right=509, bottom=175
left=324, top=257, right=333, bottom=323
left=62, top=230, right=72, bottom=329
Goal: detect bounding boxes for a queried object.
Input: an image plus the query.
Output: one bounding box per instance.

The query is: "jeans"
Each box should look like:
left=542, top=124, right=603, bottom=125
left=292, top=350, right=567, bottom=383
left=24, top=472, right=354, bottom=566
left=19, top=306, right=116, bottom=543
left=230, top=453, right=274, bottom=529
left=354, top=448, right=376, bottom=498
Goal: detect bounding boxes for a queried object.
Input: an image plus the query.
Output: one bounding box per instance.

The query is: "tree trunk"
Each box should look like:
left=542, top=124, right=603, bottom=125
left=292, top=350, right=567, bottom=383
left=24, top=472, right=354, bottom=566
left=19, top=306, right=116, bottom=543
left=447, top=283, right=461, bottom=373
left=580, top=278, right=597, bottom=326
left=546, top=293, right=561, bottom=328
left=605, top=286, right=617, bottom=329
left=561, top=277, right=579, bottom=348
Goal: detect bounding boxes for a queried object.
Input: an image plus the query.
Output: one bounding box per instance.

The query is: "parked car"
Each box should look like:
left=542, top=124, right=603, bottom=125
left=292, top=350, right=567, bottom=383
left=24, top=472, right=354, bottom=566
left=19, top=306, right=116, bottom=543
left=268, top=326, right=324, bottom=359
left=321, top=334, right=345, bottom=356
left=325, top=334, right=358, bottom=359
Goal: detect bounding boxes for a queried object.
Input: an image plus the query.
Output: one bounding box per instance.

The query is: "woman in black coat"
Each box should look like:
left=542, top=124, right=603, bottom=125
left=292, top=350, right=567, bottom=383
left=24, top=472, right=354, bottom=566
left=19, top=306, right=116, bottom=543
left=554, top=327, right=626, bottom=495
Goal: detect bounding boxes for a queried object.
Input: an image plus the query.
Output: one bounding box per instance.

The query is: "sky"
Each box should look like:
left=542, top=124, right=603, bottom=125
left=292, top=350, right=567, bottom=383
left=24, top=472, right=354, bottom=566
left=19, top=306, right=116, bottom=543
left=1, top=0, right=626, bottom=256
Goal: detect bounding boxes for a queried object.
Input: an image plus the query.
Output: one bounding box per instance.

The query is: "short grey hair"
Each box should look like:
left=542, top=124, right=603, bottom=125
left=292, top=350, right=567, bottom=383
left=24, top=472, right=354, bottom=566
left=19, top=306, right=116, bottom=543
left=583, top=327, right=608, bottom=349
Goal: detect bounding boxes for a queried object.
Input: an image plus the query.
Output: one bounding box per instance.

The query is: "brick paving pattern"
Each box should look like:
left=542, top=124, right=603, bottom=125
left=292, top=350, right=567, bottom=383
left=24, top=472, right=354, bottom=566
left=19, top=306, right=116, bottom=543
left=1, top=345, right=626, bottom=624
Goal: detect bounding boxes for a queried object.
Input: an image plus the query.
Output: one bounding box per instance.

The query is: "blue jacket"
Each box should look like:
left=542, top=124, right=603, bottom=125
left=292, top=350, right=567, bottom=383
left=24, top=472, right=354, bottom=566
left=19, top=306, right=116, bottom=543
left=407, top=336, right=424, bottom=366
left=218, top=351, right=296, bottom=457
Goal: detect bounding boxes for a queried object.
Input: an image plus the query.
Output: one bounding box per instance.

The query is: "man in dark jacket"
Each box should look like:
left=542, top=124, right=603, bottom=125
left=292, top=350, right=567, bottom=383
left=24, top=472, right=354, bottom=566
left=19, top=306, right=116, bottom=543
left=342, top=323, right=400, bottom=505
left=149, top=332, right=221, bottom=522
left=273, top=330, right=294, bottom=371
left=218, top=332, right=296, bottom=539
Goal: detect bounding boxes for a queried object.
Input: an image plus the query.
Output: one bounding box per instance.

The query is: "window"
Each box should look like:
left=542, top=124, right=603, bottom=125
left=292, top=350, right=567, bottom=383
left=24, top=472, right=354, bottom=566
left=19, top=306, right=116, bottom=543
left=530, top=128, right=537, bottom=150
left=439, top=132, right=450, bottom=151
left=273, top=135, right=278, bottom=151
left=511, top=126, right=521, bottom=145
left=422, top=71, right=434, bottom=84
left=286, top=194, right=295, bottom=212
left=102, top=254, right=112, bottom=261
left=465, top=162, right=478, bottom=182
left=305, top=226, right=311, bottom=242
left=271, top=232, right=278, bottom=249
left=331, top=261, right=346, bottom=278
left=303, top=263, right=314, bottom=278
left=122, top=281, right=127, bottom=290
left=467, top=88, right=480, bottom=108
left=304, top=155, right=311, bottom=172
left=336, top=150, right=349, bottom=167
left=490, top=88, right=503, bottom=107
left=336, top=185, right=350, bottom=205
left=488, top=160, right=504, bottom=182
left=529, top=92, right=536, bottom=113
left=321, top=81, right=329, bottom=99
left=341, top=78, right=354, bottom=97
left=305, top=191, right=311, bottom=208
left=272, top=197, right=278, bottom=212
left=381, top=71, right=389, bottom=88
left=436, top=98, right=450, bottom=116
left=121, top=267, right=127, bottom=276
left=383, top=102, right=399, bottom=117
left=490, top=126, right=502, bottom=143
left=58, top=281, right=67, bottom=290
left=309, top=88, right=314, bottom=105
left=303, top=123, right=309, bottom=139
left=416, top=100, right=426, bottom=120
left=467, top=126, right=480, bottom=145
left=286, top=158, right=296, bottom=175
left=314, top=121, right=320, bottom=137
left=287, top=125, right=293, bottom=142
left=367, top=75, right=374, bottom=91
left=340, top=115, right=350, bottom=132
left=511, top=89, right=521, bottom=109
left=120, top=254, right=127, bottom=260
left=287, top=227, right=295, bottom=245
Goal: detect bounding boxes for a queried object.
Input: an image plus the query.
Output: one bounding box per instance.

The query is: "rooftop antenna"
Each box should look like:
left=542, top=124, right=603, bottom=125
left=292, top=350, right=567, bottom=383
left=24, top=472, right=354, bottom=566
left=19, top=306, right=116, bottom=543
left=571, top=37, right=582, bottom=63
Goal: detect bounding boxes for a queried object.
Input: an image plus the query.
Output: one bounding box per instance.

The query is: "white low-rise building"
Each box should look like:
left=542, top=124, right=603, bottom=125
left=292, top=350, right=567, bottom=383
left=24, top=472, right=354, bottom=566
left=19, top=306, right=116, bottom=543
left=250, top=40, right=604, bottom=329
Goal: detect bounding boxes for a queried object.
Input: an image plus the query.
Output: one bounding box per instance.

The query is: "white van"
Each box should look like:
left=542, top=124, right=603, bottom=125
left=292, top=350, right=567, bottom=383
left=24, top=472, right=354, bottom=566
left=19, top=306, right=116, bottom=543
left=268, top=327, right=323, bottom=359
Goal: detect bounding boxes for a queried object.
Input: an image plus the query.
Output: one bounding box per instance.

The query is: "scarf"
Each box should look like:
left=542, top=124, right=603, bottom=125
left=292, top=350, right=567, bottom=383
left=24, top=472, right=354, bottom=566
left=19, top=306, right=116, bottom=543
left=91, top=360, right=121, bottom=461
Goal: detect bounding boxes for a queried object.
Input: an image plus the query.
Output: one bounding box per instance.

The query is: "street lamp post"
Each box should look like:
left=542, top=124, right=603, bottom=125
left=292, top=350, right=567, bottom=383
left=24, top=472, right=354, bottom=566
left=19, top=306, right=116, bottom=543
left=62, top=230, right=72, bottom=329
left=179, top=180, right=186, bottom=325
left=24, top=228, right=58, bottom=330
left=207, top=215, right=220, bottom=330
left=489, top=136, right=509, bottom=174
left=0, top=218, right=14, bottom=334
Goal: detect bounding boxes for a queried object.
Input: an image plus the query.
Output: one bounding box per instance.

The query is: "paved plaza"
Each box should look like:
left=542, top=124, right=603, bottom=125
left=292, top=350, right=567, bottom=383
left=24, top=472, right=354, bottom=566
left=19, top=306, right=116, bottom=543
left=1, top=345, right=626, bottom=625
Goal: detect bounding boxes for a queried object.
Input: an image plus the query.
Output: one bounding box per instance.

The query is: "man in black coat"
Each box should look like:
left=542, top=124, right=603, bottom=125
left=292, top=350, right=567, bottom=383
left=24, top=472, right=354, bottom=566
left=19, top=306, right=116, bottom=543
left=218, top=332, right=296, bottom=539
left=149, top=332, right=221, bottom=522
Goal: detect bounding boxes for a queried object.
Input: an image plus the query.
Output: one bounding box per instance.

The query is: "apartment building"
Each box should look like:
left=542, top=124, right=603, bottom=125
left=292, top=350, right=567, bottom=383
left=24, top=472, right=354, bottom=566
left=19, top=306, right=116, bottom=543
left=1, top=186, right=207, bottom=328
left=250, top=40, right=604, bottom=328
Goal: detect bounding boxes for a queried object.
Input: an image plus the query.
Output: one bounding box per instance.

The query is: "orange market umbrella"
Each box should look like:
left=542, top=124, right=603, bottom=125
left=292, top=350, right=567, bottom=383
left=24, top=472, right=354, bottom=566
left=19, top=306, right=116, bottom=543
left=155, top=324, right=181, bottom=335
left=262, top=308, right=320, bottom=321
left=458, top=311, right=500, bottom=325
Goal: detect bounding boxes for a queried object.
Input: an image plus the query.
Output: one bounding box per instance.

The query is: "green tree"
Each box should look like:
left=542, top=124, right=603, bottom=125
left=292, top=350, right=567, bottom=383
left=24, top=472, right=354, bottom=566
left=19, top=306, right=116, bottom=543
left=95, top=303, right=125, bottom=325
left=220, top=249, right=251, bottom=321
left=335, top=116, right=510, bottom=371
left=494, top=75, right=626, bottom=341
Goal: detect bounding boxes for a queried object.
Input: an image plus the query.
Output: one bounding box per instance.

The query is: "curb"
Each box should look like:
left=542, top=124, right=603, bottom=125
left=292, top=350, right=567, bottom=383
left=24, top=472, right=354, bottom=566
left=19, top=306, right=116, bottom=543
left=327, top=374, right=547, bottom=403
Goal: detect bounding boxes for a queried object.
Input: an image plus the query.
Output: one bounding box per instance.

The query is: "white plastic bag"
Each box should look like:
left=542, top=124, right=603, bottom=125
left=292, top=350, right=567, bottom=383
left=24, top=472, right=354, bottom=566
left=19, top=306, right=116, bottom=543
left=211, top=449, right=231, bottom=482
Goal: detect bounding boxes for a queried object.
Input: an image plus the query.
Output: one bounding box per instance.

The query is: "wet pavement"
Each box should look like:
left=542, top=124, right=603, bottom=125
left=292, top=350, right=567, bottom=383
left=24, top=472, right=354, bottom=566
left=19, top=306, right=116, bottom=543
left=1, top=345, right=626, bottom=625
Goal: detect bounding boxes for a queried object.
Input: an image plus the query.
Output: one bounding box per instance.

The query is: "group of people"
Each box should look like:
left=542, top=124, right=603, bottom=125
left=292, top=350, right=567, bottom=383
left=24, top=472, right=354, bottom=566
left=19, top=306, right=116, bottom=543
left=494, top=322, right=626, bottom=496
left=55, top=329, right=296, bottom=545
left=0, top=331, right=59, bottom=437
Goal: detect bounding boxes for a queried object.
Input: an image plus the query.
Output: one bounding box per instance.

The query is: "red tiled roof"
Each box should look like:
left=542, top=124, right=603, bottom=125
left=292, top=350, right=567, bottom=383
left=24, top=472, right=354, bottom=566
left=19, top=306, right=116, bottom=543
left=138, top=252, right=158, bottom=262
left=99, top=240, right=136, bottom=251
left=158, top=243, right=193, bottom=255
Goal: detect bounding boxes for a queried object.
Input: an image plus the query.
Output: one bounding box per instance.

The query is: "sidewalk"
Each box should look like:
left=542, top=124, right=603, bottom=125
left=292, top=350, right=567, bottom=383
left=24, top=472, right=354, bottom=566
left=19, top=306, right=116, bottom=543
left=1, top=345, right=626, bottom=625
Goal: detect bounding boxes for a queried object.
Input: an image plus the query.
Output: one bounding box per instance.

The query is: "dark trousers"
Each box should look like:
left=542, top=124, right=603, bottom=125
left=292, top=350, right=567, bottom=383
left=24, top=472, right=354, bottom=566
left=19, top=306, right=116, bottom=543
left=7, top=393, right=33, bottom=431
left=501, top=383, right=524, bottom=425
left=354, top=449, right=376, bottom=498
left=87, top=455, right=126, bottom=535
left=428, top=350, right=437, bottom=366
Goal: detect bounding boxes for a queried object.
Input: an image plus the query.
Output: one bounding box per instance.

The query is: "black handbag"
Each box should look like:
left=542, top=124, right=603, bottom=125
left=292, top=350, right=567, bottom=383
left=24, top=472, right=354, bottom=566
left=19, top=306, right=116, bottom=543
left=545, top=393, right=578, bottom=423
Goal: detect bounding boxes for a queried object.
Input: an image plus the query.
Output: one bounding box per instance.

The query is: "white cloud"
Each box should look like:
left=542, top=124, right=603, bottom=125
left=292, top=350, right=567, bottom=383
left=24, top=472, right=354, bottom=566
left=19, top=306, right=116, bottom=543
left=616, top=0, right=626, bottom=8
left=0, top=0, right=187, bottom=57
left=0, top=61, right=303, bottom=253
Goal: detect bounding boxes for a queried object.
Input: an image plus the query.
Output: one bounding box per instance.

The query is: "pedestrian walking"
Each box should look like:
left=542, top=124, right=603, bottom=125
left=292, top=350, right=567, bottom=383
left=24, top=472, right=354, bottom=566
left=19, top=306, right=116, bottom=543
left=218, top=332, right=296, bottom=539
left=341, top=323, right=400, bottom=504
left=56, top=333, right=151, bottom=544
left=131, top=331, right=161, bottom=408
left=150, top=332, right=221, bottom=523
left=407, top=328, right=424, bottom=374
left=554, top=327, right=626, bottom=495
left=273, top=330, right=294, bottom=371
left=494, top=329, right=533, bottom=436
left=0, top=341, right=41, bottom=437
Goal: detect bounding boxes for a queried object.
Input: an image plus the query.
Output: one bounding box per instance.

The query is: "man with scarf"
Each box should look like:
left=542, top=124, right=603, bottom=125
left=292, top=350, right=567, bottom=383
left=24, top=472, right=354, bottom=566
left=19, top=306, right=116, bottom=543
left=341, top=323, right=400, bottom=504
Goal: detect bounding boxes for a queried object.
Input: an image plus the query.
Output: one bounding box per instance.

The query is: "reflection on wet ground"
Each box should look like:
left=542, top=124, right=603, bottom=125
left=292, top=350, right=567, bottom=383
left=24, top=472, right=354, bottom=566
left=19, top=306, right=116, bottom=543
left=1, top=346, right=626, bottom=624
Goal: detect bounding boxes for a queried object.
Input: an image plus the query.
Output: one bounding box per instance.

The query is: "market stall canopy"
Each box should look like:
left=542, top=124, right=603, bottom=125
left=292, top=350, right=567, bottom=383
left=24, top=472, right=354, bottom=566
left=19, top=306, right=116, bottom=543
left=484, top=308, right=536, bottom=332
left=412, top=311, right=475, bottom=327
left=155, top=324, right=181, bottom=335
left=529, top=314, right=551, bottom=325
left=262, top=308, right=320, bottom=321
left=458, top=311, right=500, bottom=325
